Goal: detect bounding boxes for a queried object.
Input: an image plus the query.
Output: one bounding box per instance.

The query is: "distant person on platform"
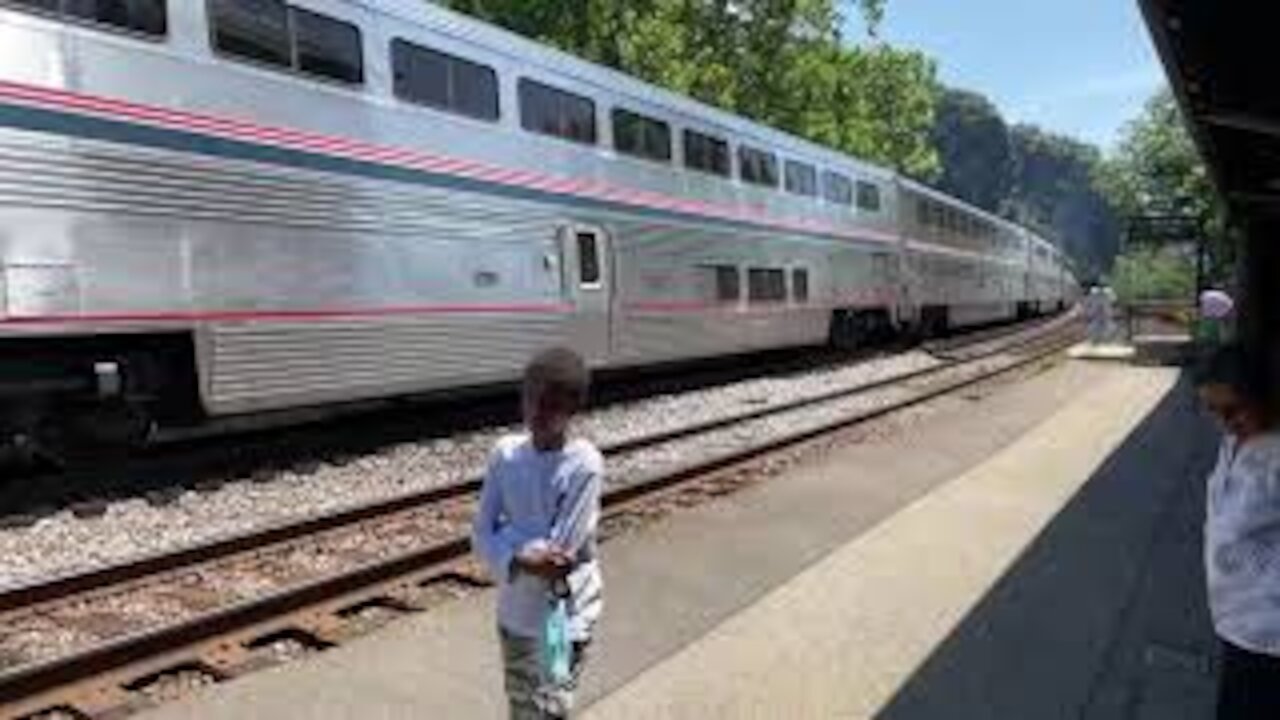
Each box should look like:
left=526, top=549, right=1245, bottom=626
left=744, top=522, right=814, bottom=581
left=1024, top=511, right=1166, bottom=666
left=473, top=347, right=604, bottom=719
left=1085, top=284, right=1116, bottom=344
left=1200, top=288, right=1236, bottom=346
left=1195, top=344, right=1280, bottom=718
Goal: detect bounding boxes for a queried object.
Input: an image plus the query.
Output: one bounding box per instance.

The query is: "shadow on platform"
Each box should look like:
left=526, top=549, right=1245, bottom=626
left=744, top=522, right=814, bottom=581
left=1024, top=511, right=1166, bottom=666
left=877, top=374, right=1220, bottom=720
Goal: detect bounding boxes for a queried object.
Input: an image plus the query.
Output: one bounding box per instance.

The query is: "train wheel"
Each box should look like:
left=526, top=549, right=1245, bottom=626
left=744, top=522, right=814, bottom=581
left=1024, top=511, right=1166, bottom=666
left=829, top=310, right=858, bottom=350
left=32, top=400, right=155, bottom=468
left=920, top=307, right=950, bottom=338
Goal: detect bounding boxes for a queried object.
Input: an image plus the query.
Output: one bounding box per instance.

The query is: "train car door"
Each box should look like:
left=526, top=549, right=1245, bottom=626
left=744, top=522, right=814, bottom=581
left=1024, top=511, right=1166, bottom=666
left=562, top=225, right=613, bottom=366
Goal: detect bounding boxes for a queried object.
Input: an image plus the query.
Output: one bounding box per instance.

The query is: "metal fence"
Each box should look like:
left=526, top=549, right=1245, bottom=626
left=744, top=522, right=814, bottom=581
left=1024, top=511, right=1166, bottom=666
left=1118, top=301, right=1197, bottom=342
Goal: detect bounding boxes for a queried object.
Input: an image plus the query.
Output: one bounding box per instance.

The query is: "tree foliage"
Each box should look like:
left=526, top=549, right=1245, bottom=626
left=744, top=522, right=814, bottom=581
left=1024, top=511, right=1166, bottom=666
left=930, top=88, right=1012, bottom=213
left=927, top=87, right=1120, bottom=277
left=1097, top=88, right=1228, bottom=280
left=443, top=0, right=939, bottom=177
left=856, top=0, right=885, bottom=38
left=1099, top=89, right=1215, bottom=221
left=1110, top=246, right=1197, bottom=303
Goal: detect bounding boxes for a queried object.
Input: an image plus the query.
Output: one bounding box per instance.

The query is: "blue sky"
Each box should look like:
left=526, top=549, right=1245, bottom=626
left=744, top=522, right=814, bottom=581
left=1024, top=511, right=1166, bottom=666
left=845, top=1, right=1167, bottom=151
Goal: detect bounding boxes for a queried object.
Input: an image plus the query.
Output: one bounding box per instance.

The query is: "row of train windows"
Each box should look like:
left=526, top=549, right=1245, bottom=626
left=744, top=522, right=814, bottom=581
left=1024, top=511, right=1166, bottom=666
left=706, top=265, right=809, bottom=305
left=916, top=198, right=999, bottom=241
left=5, top=0, right=882, bottom=212
left=516, top=80, right=882, bottom=212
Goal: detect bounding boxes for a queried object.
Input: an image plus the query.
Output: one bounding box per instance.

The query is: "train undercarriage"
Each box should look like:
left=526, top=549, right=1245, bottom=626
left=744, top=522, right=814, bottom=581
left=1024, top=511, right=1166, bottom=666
left=0, top=334, right=200, bottom=465
left=0, top=300, right=1060, bottom=467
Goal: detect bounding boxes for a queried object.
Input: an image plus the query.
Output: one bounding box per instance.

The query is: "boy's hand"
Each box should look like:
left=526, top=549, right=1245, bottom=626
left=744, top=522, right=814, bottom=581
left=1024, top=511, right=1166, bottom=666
left=516, top=545, right=572, bottom=580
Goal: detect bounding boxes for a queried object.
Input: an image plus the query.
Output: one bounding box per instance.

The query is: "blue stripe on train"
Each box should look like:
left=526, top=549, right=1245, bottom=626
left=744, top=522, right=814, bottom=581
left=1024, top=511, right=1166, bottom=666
left=0, top=102, right=886, bottom=250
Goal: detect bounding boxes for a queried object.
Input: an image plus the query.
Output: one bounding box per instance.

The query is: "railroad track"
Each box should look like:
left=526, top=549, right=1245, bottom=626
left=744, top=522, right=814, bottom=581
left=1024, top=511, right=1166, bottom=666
left=1, top=335, right=907, bottom=516
left=0, top=312, right=1066, bottom=520
left=0, top=317, right=1080, bottom=719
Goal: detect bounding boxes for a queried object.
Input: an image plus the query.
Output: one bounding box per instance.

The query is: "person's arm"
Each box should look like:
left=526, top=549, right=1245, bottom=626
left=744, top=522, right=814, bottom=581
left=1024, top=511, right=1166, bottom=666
left=471, top=454, right=520, bottom=584
left=548, top=452, right=604, bottom=558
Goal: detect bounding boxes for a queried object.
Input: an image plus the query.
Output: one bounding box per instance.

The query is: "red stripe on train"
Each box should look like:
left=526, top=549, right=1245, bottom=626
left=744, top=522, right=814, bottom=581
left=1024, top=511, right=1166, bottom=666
left=0, top=303, right=577, bottom=325
left=0, top=79, right=900, bottom=246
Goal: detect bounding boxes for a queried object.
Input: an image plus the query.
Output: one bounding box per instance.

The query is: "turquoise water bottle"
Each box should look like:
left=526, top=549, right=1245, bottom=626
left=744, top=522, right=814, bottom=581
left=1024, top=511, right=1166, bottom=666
left=543, top=594, right=571, bottom=684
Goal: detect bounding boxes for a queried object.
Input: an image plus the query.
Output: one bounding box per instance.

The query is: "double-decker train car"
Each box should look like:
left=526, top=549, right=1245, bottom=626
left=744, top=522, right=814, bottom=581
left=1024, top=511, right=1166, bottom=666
left=0, top=0, right=1075, bottom=453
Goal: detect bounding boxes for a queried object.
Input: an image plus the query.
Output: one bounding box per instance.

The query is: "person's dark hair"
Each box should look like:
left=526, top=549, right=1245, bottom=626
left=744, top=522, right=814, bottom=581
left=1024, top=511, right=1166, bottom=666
left=524, top=347, right=590, bottom=408
left=1193, top=343, right=1272, bottom=408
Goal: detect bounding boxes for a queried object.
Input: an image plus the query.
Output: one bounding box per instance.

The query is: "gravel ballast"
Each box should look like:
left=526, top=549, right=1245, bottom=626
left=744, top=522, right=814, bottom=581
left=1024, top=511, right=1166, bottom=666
left=0, top=349, right=949, bottom=590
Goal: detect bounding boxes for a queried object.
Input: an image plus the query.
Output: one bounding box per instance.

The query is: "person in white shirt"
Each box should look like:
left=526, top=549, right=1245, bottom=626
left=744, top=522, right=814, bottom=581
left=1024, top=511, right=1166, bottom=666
left=1085, top=284, right=1116, bottom=344
left=473, top=347, right=604, bottom=719
left=1196, top=344, right=1280, bottom=718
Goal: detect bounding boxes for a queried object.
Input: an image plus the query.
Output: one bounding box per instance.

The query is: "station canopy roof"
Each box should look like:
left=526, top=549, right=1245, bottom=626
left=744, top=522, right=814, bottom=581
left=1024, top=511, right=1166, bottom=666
left=1139, top=1, right=1280, bottom=224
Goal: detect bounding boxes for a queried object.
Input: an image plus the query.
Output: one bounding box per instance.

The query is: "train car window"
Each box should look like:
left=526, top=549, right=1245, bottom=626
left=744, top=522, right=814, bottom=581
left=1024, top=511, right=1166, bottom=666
left=453, top=58, right=500, bottom=120
left=784, top=161, right=818, bottom=197
left=747, top=268, right=787, bottom=303
left=392, top=39, right=499, bottom=121
left=738, top=145, right=778, bottom=187
left=683, top=129, right=730, bottom=177
left=293, top=7, right=363, bottom=84
left=931, top=203, right=946, bottom=230
left=822, top=170, right=854, bottom=206
left=577, top=232, right=601, bottom=285
left=212, top=1, right=364, bottom=85
left=792, top=268, right=810, bottom=303
left=392, top=40, right=448, bottom=108
left=9, top=0, right=59, bottom=10
left=612, top=108, right=672, bottom=163
left=60, top=0, right=166, bottom=35
left=8, top=0, right=167, bottom=36
left=915, top=200, right=929, bottom=227
left=519, top=78, right=597, bottom=145
left=705, top=265, right=740, bottom=302
left=856, top=181, right=881, bottom=212
left=211, top=0, right=291, bottom=68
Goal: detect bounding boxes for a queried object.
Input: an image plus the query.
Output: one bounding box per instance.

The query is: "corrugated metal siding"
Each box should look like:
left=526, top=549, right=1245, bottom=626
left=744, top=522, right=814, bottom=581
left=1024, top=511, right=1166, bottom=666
left=0, top=137, right=552, bottom=235
left=614, top=310, right=828, bottom=364
left=207, top=314, right=572, bottom=414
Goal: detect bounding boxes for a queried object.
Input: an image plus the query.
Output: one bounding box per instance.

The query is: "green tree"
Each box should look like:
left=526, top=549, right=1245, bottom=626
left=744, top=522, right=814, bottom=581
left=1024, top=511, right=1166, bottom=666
left=834, top=45, right=939, bottom=177
left=857, top=0, right=886, bottom=38
left=930, top=88, right=1012, bottom=213
left=1110, top=246, right=1197, bottom=303
left=1097, top=88, right=1228, bottom=281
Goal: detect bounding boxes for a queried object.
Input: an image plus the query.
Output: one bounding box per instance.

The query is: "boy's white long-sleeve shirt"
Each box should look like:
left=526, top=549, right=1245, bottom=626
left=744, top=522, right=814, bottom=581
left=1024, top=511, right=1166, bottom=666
left=1206, top=431, right=1280, bottom=654
left=472, top=434, right=604, bottom=641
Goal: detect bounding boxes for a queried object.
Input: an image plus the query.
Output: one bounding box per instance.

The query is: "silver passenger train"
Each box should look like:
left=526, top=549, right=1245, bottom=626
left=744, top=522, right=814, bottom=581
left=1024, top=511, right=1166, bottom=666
left=0, top=0, right=1077, bottom=452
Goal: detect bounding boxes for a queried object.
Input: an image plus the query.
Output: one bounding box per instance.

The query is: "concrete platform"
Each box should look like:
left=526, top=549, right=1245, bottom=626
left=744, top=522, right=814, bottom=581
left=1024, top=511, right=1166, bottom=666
left=142, top=360, right=1216, bottom=719
left=1069, top=337, right=1197, bottom=367
left=1069, top=342, right=1138, bottom=362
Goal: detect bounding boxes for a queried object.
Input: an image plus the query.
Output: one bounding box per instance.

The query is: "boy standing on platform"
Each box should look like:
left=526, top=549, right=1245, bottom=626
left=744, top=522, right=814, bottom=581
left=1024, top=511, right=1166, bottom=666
left=473, top=348, right=604, bottom=719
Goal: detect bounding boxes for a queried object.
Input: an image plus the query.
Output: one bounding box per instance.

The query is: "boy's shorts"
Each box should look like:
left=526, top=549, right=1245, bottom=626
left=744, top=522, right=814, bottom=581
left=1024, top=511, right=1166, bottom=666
left=500, top=627, right=590, bottom=720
